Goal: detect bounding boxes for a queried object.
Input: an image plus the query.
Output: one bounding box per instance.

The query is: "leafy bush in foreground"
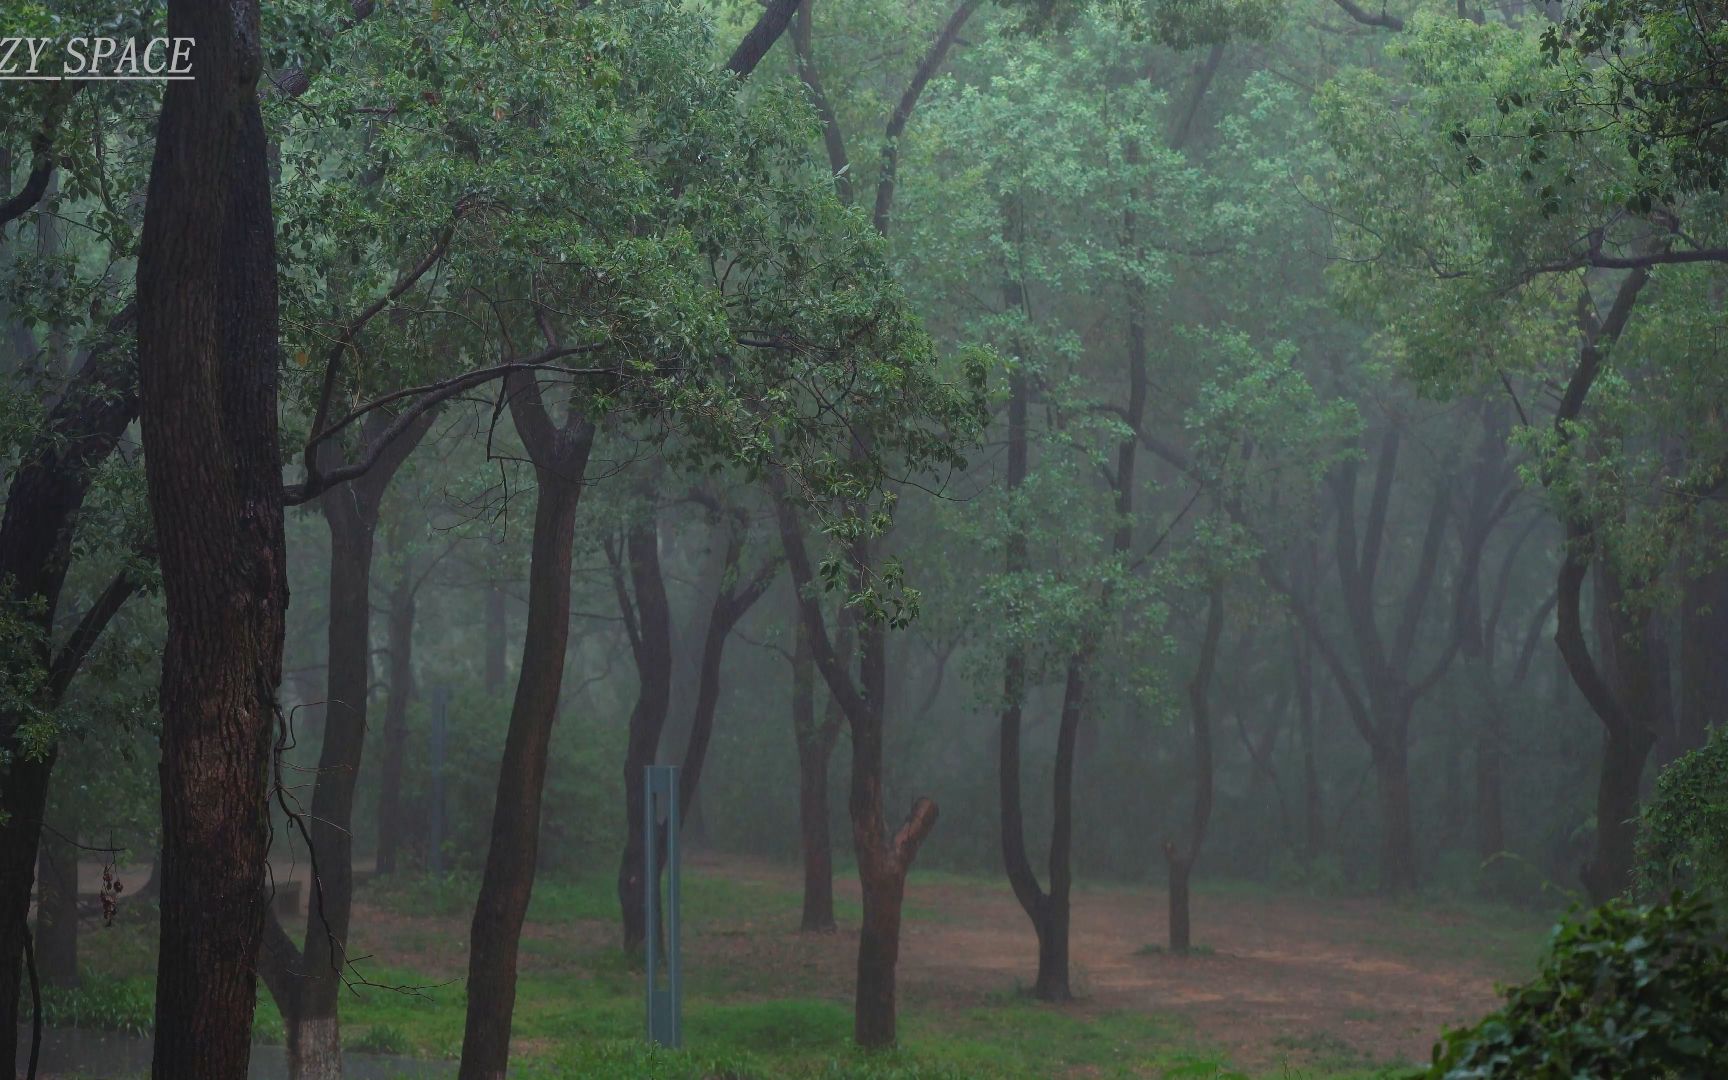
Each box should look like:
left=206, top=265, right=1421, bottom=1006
left=1428, top=894, right=1728, bottom=1079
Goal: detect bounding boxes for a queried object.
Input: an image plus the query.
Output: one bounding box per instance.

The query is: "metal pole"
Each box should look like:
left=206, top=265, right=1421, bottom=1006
left=645, top=765, right=681, bottom=1048
left=428, top=685, right=449, bottom=877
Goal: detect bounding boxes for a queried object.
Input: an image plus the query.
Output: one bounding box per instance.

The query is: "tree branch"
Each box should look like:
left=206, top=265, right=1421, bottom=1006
left=1331, top=0, right=1404, bottom=30
left=727, top=0, right=801, bottom=78
left=872, top=0, right=982, bottom=235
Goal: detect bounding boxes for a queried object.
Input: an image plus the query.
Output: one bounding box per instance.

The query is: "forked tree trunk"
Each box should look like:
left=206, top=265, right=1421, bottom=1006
left=459, top=374, right=594, bottom=1080
left=651, top=530, right=776, bottom=910
left=994, top=302, right=1084, bottom=1002
left=775, top=491, right=937, bottom=1047
left=136, top=0, right=285, bottom=1067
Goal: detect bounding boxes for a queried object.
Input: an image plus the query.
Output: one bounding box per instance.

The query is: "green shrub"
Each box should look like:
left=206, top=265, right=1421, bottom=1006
left=1427, top=893, right=1728, bottom=1079
left=1637, top=731, right=1728, bottom=904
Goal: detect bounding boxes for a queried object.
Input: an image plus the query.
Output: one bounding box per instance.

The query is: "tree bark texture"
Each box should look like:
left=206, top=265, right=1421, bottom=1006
left=136, top=0, right=285, bottom=1070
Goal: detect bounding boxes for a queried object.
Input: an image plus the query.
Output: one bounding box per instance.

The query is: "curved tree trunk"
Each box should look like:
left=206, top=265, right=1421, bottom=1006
left=613, top=516, right=673, bottom=953
left=458, top=377, right=594, bottom=1080
left=259, top=412, right=429, bottom=1080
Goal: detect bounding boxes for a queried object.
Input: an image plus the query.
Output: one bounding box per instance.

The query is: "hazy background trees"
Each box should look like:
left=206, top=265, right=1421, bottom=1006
left=2, top=0, right=1725, bottom=1074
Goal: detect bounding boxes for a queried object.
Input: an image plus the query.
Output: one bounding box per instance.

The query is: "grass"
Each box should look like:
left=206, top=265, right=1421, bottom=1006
left=29, top=861, right=1531, bottom=1079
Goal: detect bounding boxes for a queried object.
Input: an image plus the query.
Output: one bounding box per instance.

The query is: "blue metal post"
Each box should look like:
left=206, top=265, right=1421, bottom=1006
left=645, top=764, right=681, bottom=1048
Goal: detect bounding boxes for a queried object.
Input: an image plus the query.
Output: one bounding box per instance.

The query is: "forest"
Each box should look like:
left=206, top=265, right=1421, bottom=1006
left=2, top=0, right=1727, bottom=1076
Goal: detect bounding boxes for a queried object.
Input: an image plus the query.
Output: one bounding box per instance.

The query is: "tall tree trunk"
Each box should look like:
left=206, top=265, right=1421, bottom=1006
left=994, top=250, right=1086, bottom=1002
left=1292, top=626, right=1324, bottom=861
left=0, top=318, right=138, bottom=1066
left=775, top=492, right=936, bottom=1048
left=259, top=414, right=429, bottom=1080
left=1166, top=585, right=1222, bottom=954
left=1677, top=561, right=1726, bottom=757
left=137, top=0, right=284, bottom=1068
left=375, top=556, right=418, bottom=877
left=1371, top=718, right=1418, bottom=896
left=284, top=487, right=376, bottom=1078
left=458, top=375, right=594, bottom=1080
left=1585, top=725, right=1656, bottom=902
left=657, top=531, right=776, bottom=896
left=613, top=515, right=673, bottom=953
left=34, top=831, right=78, bottom=988
left=1475, top=707, right=1506, bottom=862
left=484, top=584, right=507, bottom=695
left=792, top=604, right=840, bottom=932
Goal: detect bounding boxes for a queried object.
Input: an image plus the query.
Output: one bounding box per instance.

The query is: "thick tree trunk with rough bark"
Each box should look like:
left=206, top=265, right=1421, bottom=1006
left=459, top=371, right=593, bottom=1080
left=136, top=0, right=285, bottom=1069
left=34, top=833, right=78, bottom=988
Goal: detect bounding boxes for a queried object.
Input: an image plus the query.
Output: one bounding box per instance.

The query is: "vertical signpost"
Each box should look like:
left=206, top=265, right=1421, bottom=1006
left=644, top=764, right=682, bottom=1048
left=428, top=685, right=449, bottom=877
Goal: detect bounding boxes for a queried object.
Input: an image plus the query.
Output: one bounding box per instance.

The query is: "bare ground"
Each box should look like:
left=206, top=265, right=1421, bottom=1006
left=342, top=853, right=1538, bottom=1072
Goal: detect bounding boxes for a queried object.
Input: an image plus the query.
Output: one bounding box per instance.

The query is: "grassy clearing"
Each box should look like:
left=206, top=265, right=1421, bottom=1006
left=26, top=861, right=1540, bottom=1079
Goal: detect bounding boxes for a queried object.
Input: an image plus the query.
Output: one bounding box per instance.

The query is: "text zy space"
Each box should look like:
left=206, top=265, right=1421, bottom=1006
left=0, top=37, right=194, bottom=77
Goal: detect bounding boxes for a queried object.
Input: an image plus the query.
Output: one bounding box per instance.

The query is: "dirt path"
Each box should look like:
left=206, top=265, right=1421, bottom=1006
left=897, top=880, right=1510, bottom=1069
left=697, top=855, right=1531, bottom=1071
